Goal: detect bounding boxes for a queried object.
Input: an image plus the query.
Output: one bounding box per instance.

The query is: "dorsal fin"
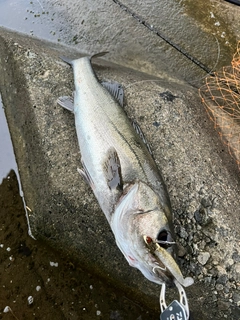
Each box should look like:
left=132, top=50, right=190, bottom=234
left=91, top=52, right=109, bottom=60
left=102, top=82, right=124, bottom=107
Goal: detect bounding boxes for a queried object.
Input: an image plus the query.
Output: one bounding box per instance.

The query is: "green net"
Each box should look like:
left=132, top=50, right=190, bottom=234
left=199, top=42, right=240, bottom=169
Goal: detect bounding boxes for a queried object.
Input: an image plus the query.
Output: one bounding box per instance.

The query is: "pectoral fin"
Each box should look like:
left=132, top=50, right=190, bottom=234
left=103, top=147, right=123, bottom=191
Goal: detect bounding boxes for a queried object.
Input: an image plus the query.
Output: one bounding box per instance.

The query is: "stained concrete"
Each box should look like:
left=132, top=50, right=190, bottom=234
left=0, top=27, right=240, bottom=319
left=35, top=0, right=239, bottom=83
left=0, top=0, right=239, bottom=84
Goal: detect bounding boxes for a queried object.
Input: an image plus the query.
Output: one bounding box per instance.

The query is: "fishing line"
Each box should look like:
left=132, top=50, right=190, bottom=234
left=156, top=240, right=176, bottom=245
left=112, top=0, right=213, bottom=75
left=190, top=36, right=221, bottom=84
left=124, top=40, right=219, bottom=91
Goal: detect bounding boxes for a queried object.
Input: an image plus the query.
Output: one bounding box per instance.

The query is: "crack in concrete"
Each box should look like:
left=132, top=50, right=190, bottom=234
left=112, top=0, right=213, bottom=75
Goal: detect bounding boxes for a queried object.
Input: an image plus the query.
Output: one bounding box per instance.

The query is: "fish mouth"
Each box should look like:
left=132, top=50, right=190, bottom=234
left=143, top=235, right=194, bottom=288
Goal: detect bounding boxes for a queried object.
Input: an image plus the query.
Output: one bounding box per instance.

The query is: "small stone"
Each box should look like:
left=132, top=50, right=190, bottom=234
left=49, top=261, right=58, bottom=267
left=179, top=226, right=188, bottom=239
left=215, top=266, right=227, bottom=277
left=232, top=252, right=240, bottom=262
left=235, top=263, right=240, bottom=273
left=217, top=300, right=230, bottom=311
left=197, top=252, right=210, bottom=265
left=227, top=259, right=234, bottom=266
left=194, top=210, right=202, bottom=224
left=28, top=296, right=33, bottom=305
left=212, top=294, right=218, bottom=302
left=194, top=207, right=212, bottom=226
left=216, top=283, right=224, bottom=291
left=199, top=240, right=206, bottom=250
left=233, top=292, right=240, bottom=304
left=216, top=274, right=228, bottom=285
left=231, top=306, right=240, bottom=318
left=3, top=306, right=10, bottom=313
left=177, top=244, right=187, bottom=257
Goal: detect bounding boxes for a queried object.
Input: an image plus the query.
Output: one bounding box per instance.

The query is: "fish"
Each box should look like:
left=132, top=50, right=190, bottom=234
left=57, top=53, right=193, bottom=288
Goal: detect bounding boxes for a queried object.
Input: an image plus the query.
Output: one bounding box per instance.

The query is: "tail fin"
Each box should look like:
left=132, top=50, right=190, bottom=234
left=60, top=52, right=108, bottom=66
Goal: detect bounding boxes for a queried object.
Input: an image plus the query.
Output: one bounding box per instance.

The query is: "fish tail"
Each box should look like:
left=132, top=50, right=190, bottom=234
left=60, top=52, right=108, bottom=66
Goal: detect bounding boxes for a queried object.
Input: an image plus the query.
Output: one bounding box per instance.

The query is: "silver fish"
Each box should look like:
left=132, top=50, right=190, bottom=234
left=58, top=54, right=193, bottom=288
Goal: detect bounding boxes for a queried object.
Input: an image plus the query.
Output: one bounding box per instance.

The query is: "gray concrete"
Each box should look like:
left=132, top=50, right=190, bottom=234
left=34, top=0, right=239, bottom=83
left=0, top=0, right=239, bottom=84
left=1, top=28, right=240, bottom=319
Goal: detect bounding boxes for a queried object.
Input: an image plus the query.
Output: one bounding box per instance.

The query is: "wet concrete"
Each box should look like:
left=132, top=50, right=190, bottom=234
left=0, top=170, right=158, bottom=319
left=0, top=0, right=239, bottom=84
left=0, top=28, right=240, bottom=319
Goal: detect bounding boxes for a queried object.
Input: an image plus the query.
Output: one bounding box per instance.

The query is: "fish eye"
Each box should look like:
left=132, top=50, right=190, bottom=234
left=157, top=229, right=174, bottom=249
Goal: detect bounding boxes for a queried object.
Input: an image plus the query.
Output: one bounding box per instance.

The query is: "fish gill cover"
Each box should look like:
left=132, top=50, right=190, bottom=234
left=199, top=41, right=240, bottom=169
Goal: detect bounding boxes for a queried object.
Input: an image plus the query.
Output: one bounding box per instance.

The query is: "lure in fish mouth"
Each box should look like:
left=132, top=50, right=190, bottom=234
left=110, top=181, right=193, bottom=288
left=57, top=53, right=193, bottom=289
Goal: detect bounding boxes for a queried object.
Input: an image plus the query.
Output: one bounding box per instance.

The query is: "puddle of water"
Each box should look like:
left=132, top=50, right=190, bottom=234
left=0, top=95, right=35, bottom=239
left=0, top=0, right=61, bottom=41
left=0, top=96, right=18, bottom=184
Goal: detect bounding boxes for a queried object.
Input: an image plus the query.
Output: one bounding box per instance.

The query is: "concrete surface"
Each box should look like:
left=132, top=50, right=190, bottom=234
left=34, top=0, right=239, bottom=83
left=1, top=28, right=240, bottom=319
left=0, top=0, right=240, bottom=84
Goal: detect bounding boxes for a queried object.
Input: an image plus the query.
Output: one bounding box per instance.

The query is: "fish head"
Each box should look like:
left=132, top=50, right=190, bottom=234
left=133, top=209, right=176, bottom=286
left=112, top=182, right=193, bottom=288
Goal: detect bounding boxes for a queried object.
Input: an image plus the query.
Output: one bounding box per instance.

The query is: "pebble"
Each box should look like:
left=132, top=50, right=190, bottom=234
left=179, top=226, right=188, bottom=239
left=233, top=292, right=240, bottom=304
left=49, top=261, right=58, bottom=267
left=177, top=244, right=186, bottom=257
left=216, top=283, right=224, bottom=291
left=197, top=252, right=210, bottom=265
left=234, top=263, right=240, bottom=273
left=216, top=266, right=227, bottom=277
left=28, top=296, right=34, bottom=305
left=232, top=252, right=240, bottom=262
left=218, top=300, right=230, bottom=311
left=216, top=274, right=228, bottom=285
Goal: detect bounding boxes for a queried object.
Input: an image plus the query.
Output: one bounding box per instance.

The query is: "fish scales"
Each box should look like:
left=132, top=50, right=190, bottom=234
left=73, top=57, right=170, bottom=220
left=58, top=55, right=193, bottom=289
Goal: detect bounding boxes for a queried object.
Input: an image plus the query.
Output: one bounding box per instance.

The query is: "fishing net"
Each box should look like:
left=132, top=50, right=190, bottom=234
left=199, top=41, right=240, bottom=169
